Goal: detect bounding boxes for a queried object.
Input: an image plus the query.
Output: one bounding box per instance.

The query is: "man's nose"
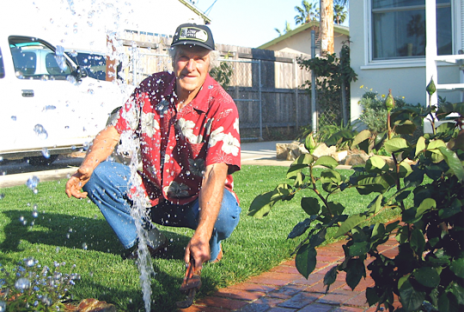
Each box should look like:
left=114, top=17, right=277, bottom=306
left=186, top=59, right=195, bottom=71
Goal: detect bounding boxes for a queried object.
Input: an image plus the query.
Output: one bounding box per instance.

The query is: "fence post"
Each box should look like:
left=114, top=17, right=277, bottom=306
left=311, top=30, right=317, bottom=133
left=132, top=46, right=137, bottom=87
left=258, top=60, right=263, bottom=141
left=341, top=55, right=348, bottom=126
left=293, top=58, right=299, bottom=132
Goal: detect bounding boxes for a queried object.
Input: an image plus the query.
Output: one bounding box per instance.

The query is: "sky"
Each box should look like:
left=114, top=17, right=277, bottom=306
left=194, top=0, right=321, bottom=48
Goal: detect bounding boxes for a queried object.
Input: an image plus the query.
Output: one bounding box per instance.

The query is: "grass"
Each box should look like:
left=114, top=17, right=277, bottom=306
left=0, top=165, right=401, bottom=311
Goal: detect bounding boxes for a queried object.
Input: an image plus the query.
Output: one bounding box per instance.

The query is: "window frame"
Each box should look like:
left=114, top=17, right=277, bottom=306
left=362, top=0, right=461, bottom=69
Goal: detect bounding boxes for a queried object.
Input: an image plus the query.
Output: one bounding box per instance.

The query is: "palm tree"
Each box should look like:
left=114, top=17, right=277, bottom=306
left=333, top=4, right=347, bottom=24
left=294, top=0, right=318, bottom=25
left=320, top=0, right=334, bottom=54
left=275, top=21, right=292, bottom=36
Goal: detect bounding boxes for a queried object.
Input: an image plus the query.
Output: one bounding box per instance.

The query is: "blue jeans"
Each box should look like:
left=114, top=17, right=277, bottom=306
left=83, top=161, right=241, bottom=261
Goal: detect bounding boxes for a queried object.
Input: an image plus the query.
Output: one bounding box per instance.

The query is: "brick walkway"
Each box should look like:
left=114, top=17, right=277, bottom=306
left=179, top=236, right=400, bottom=312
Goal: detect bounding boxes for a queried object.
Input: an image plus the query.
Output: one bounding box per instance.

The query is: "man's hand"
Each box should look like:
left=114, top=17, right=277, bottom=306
left=65, top=125, right=120, bottom=200
left=184, top=233, right=211, bottom=270
left=65, top=166, right=93, bottom=199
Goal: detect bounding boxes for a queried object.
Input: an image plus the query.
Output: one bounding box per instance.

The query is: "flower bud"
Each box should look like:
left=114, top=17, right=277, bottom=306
left=426, top=78, right=436, bottom=96
left=385, top=89, right=395, bottom=112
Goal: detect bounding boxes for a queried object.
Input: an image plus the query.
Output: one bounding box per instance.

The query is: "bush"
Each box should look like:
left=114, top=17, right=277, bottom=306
left=249, top=84, right=464, bottom=312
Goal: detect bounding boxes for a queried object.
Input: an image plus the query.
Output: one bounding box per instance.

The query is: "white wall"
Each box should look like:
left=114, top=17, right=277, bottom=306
left=350, top=0, right=462, bottom=122
left=2, top=0, right=205, bottom=53
left=265, top=28, right=349, bottom=57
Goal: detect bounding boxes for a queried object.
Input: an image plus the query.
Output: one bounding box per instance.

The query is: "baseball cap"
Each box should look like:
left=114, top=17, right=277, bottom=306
left=171, top=23, right=215, bottom=51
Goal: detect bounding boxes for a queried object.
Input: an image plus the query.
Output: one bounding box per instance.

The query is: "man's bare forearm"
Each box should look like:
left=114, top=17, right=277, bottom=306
left=80, top=125, right=121, bottom=171
left=196, top=163, right=228, bottom=242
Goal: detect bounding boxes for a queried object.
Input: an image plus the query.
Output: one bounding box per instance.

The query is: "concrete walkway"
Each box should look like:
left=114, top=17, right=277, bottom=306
left=179, top=236, right=400, bottom=312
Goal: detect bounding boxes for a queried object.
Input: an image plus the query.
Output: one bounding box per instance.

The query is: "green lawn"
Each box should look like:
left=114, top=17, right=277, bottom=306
left=0, top=165, right=400, bottom=311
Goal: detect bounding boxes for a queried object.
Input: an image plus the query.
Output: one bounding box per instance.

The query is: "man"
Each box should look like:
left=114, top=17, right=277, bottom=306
left=65, top=23, right=241, bottom=270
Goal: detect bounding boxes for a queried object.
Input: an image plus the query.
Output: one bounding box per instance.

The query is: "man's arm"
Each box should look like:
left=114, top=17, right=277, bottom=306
left=184, top=162, right=229, bottom=268
left=65, top=125, right=121, bottom=199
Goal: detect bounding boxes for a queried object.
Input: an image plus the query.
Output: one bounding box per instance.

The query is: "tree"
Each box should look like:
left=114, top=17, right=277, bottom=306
left=320, top=0, right=334, bottom=54
left=274, top=21, right=292, bottom=36
left=333, top=4, right=347, bottom=24
left=294, top=0, right=318, bottom=25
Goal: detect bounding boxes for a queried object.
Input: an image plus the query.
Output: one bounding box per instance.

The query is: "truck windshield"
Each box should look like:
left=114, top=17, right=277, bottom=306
left=9, top=37, right=72, bottom=80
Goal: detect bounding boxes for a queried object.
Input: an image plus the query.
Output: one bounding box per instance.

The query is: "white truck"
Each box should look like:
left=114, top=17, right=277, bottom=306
left=0, top=33, right=126, bottom=165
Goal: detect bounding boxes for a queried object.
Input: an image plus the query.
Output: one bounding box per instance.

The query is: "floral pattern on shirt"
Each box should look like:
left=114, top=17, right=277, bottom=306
left=113, top=72, right=241, bottom=206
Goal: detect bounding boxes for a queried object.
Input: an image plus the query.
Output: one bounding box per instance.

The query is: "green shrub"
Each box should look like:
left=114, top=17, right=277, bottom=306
left=249, top=83, right=464, bottom=312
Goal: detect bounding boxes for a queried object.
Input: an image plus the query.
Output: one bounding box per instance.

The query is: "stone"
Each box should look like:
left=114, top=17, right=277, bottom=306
left=276, top=143, right=289, bottom=160
left=341, top=154, right=369, bottom=166
left=276, top=142, right=304, bottom=161
left=76, top=298, right=117, bottom=312
left=313, top=144, right=337, bottom=158
left=332, top=150, right=348, bottom=162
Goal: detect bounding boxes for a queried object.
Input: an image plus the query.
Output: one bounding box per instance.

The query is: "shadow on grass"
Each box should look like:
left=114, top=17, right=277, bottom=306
left=0, top=209, right=190, bottom=261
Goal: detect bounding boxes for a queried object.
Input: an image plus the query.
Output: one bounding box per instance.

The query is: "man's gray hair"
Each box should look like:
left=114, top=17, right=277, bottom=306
left=168, top=46, right=219, bottom=71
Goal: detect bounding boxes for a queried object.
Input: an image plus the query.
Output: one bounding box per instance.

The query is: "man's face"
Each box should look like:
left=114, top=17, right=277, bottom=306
left=173, top=46, right=211, bottom=98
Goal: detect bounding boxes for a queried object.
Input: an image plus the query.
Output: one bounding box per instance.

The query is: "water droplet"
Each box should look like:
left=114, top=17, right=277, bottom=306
left=69, top=228, right=73, bottom=233
left=56, top=247, right=60, bottom=253
left=67, top=75, right=78, bottom=85
left=82, top=243, right=88, bottom=250
left=26, top=177, right=39, bottom=190
left=0, top=194, right=4, bottom=200
left=16, top=71, right=24, bottom=79
left=0, top=302, right=5, bottom=312
left=42, top=148, right=50, bottom=159
left=23, top=220, right=27, bottom=226
left=11, top=116, right=17, bottom=121
left=43, top=105, right=56, bottom=111
left=33, top=124, right=48, bottom=140
left=15, top=277, right=31, bottom=290
left=33, top=189, right=38, bottom=194
left=32, top=211, right=39, bottom=218
left=66, top=233, right=70, bottom=239
left=87, top=89, right=94, bottom=95
left=24, top=257, right=36, bottom=267
left=208, top=85, right=213, bottom=89
left=49, top=18, right=54, bottom=24
left=19, top=216, right=24, bottom=222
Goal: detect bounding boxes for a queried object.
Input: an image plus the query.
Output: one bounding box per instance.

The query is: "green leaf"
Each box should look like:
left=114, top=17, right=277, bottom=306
left=324, top=265, right=338, bottom=290
left=288, top=218, right=313, bottom=239
left=334, top=214, right=365, bottom=238
left=450, top=257, right=464, bottom=279
left=309, top=228, right=327, bottom=248
left=366, top=287, right=380, bottom=307
left=399, top=279, right=426, bottom=312
left=346, top=258, right=366, bottom=290
left=415, top=136, right=426, bottom=158
left=352, top=129, right=371, bottom=149
left=301, top=197, right=321, bottom=215
left=248, top=190, right=278, bottom=218
left=371, top=222, right=386, bottom=240
left=398, top=274, right=410, bottom=290
left=356, top=173, right=396, bottom=195
left=448, top=282, right=464, bottom=305
left=291, top=154, right=315, bottom=166
left=314, top=156, right=339, bottom=169
left=394, top=120, right=417, bottom=134
left=427, top=139, right=446, bottom=151
left=399, top=162, right=413, bottom=178
left=320, top=169, right=341, bottom=193
left=328, top=201, right=345, bottom=216
left=349, top=241, right=369, bottom=257
left=365, top=156, right=388, bottom=172
left=410, top=228, right=426, bottom=255
left=416, top=198, right=436, bottom=218
left=413, top=267, right=440, bottom=288
left=439, top=198, right=462, bottom=219
left=295, top=244, right=317, bottom=279
left=438, top=146, right=464, bottom=182
left=293, top=172, right=305, bottom=188
left=385, top=137, right=410, bottom=154
left=367, top=194, right=383, bottom=214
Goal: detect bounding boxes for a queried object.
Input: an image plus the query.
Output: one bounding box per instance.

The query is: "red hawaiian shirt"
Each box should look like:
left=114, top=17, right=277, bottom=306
left=113, top=72, right=241, bottom=206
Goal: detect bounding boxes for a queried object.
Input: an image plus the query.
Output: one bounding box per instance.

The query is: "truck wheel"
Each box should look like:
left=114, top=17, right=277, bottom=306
left=26, top=155, right=59, bottom=166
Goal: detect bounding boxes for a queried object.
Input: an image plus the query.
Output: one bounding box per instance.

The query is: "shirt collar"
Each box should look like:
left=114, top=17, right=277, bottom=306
left=189, top=74, right=215, bottom=113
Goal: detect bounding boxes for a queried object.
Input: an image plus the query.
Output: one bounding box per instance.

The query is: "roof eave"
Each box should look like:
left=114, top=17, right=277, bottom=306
left=178, top=0, right=211, bottom=24
left=258, top=20, right=349, bottom=50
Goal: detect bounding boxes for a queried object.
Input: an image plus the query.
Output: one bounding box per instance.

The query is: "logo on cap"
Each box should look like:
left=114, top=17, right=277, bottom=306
left=179, top=27, right=208, bottom=43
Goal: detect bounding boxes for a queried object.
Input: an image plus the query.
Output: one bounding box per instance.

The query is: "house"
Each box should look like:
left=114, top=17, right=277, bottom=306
left=257, top=20, right=350, bottom=57
left=350, top=0, right=463, bottom=122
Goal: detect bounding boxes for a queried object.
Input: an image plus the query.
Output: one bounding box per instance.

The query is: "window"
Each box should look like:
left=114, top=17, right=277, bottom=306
left=372, top=0, right=452, bottom=60
left=66, top=52, right=107, bottom=81
left=9, top=36, right=72, bottom=80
